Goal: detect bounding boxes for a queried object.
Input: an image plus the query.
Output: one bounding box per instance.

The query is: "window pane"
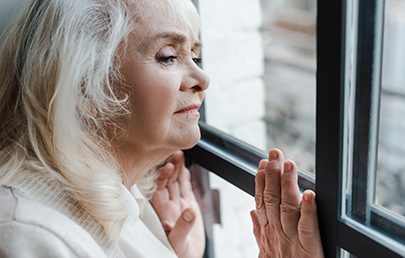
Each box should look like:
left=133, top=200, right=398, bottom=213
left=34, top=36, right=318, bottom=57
left=343, top=0, right=405, bottom=246
left=199, top=0, right=317, bottom=173
left=376, top=0, right=405, bottom=217
left=208, top=172, right=259, bottom=258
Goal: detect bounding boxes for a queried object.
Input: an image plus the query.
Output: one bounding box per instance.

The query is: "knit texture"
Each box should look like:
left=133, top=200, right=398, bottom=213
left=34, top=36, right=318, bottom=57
left=4, top=175, right=126, bottom=258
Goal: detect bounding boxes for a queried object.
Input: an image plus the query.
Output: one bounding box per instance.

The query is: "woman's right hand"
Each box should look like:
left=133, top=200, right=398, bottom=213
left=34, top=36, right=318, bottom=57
left=151, top=150, right=205, bottom=258
left=251, top=149, right=324, bottom=258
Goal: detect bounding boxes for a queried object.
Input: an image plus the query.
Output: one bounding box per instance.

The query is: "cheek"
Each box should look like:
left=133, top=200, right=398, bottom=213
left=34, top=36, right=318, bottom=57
left=127, top=74, right=180, bottom=142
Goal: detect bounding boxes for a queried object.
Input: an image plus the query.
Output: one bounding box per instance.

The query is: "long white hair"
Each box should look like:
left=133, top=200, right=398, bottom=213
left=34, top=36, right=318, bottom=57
left=0, top=0, right=199, bottom=241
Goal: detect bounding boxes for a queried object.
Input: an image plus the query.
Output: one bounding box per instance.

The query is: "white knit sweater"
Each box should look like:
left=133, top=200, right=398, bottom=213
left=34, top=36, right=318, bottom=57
left=0, top=175, right=126, bottom=257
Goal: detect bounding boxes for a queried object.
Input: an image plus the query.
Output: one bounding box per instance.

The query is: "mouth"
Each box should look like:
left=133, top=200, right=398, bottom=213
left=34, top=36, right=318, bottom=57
left=174, top=104, right=201, bottom=115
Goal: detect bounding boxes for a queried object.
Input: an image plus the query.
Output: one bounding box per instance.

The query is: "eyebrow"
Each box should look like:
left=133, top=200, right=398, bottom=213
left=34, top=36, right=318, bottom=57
left=139, top=32, right=203, bottom=52
left=157, top=32, right=187, bottom=44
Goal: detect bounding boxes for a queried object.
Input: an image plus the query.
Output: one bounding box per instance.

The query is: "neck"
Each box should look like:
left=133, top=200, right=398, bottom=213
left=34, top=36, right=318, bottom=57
left=114, top=144, right=174, bottom=189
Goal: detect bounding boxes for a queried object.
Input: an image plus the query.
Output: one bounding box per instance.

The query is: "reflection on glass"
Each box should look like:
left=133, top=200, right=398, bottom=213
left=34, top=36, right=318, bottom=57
left=200, top=0, right=316, bottom=173
left=376, top=0, right=405, bottom=217
left=341, top=248, right=358, bottom=258
left=261, top=0, right=316, bottom=173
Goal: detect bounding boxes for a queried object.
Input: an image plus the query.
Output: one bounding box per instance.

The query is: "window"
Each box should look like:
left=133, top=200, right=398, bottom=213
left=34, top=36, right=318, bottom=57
left=192, top=0, right=405, bottom=257
left=195, top=1, right=317, bottom=255
left=199, top=0, right=317, bottom=174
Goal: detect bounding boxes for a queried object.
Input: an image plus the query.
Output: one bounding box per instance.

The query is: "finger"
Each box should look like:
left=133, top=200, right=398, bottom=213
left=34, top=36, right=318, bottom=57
left=168, top=181, right=180, bottom=200
left=178, top=166, right=192, bottom=198
left=157, top=162, right=174, bottom=180
left=280, top=160, right=301, bottom=237
left=250, top=210, right=262, bottom=244
left=151, top=188, right=170, bottom=207
left=168, top=150, right=184, bottom=183
left=263, top=149, right=284, bottom=226
left=298, top=190, right=324, bottom=257
left=258, top=159, right=267, bottom=170
left=156, top=163, right=174, bottom=190
left=255, top=169, right=268, bottom=226
left=168, top=208, right=196, bottom=253
left=162, top=222, right=174, bottom=236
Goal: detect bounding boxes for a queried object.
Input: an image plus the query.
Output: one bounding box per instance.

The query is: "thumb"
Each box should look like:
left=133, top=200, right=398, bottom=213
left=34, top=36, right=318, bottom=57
left=298, top=190, right=324, bottom=257
left=168, top=208, right=195, bottom=251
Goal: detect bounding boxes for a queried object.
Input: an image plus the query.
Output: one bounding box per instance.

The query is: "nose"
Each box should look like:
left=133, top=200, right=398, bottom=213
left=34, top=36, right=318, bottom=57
left=180, top=61, right=210, bottom=93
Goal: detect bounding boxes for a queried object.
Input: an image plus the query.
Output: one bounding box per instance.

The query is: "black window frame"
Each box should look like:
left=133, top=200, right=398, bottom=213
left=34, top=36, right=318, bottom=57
left=188, top=0, right=405, bottom=257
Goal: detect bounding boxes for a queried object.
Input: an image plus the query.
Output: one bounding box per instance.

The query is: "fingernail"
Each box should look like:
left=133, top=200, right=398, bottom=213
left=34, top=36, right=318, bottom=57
left=304, top=191, right=313, bottom=202
left=284, top=161, right=292, bottom=173
left=258, top=159, right=267, bottom=169
left=269, top=149, right=278, bottom=161
left=183, top=209, right=194, bottom=222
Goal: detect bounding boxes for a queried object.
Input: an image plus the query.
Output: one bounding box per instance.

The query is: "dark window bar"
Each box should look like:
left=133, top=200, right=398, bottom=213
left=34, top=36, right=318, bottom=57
left=350, top=0, right=379, bottom=224
left=370, top=205, right=405, bottom=245
left=336, top=219, right=403, bottom=258
left=187, top=122, right=315, bottom=197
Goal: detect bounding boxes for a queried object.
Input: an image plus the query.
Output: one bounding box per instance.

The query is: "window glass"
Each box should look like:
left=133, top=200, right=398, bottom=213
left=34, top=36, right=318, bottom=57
left=341, top=248, right=358, bottom=258
left=376, top=0, right=405, bottom=217
left=208, top=172, right=258, bottom=258
left=344, top=0, right=405, bottom=246
left=199, top=0, right=317, bottom=174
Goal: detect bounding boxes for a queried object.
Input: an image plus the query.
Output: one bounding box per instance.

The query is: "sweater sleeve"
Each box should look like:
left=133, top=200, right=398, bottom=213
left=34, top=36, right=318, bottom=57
left=0, top=221, right=78, bottom=258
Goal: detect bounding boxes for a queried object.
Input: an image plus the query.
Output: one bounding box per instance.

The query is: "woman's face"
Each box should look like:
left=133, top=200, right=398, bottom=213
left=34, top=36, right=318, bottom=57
left=118, top=1, right=209, bottom=155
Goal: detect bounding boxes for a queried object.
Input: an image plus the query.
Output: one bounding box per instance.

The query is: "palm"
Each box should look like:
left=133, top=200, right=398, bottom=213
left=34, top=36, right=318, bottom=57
left=151, top=151, right=205, bottom=258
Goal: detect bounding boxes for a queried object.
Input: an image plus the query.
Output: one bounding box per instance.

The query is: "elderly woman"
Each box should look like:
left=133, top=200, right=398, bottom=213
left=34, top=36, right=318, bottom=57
left=0, top=0, right=323, bottom=257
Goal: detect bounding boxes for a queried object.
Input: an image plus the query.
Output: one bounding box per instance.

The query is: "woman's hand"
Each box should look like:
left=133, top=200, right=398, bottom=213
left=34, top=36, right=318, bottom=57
left=151, top=150, right=205, bottom=258
left=251, top=149, right=324, bottom=258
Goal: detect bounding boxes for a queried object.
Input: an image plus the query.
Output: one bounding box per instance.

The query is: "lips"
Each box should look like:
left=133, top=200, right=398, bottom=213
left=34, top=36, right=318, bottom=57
left=174, top=104, right=201, bottom=114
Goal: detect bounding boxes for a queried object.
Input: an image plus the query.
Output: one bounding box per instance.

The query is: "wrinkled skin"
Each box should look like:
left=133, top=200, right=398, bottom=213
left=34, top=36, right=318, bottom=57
left=151, top=148, right=324, bottom=258
left=251, top=149, right=324, bottom=258
left=151, top=150, right=205, bottom=258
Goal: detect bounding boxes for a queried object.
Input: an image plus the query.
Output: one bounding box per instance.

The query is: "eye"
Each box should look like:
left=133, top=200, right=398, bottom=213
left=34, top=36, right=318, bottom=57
left=193, top=57, right=202, bottom=66
left=157, top=55, right=178, bottom=65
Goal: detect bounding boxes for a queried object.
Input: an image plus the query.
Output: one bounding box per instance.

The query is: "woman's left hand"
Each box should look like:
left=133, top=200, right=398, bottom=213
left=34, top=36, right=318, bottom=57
left=151, top=150, right=205, bottom=258
left=251, top=149, right=324, bottom=258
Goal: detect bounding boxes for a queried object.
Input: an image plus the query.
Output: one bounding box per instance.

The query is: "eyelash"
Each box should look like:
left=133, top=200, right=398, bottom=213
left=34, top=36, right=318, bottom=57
left=193, top=57, right=202, bottom=66
left=156, top=55, right=202, bottom=66
left=158, top=55, right=178, bottom=65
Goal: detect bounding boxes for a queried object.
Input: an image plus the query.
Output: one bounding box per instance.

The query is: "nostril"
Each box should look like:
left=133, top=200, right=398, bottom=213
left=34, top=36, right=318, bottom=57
left=191, top=85, right=202, bottom=92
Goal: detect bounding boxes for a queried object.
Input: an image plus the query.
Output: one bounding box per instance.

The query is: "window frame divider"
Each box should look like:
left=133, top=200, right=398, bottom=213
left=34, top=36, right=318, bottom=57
left=188, top=122, right=315, bottom=197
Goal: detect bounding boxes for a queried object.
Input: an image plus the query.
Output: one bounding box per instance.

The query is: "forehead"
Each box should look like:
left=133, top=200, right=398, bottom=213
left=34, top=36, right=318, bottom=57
left=130, top=0, right=196, bottom=31
left=128, top=0, right=199, bottom=50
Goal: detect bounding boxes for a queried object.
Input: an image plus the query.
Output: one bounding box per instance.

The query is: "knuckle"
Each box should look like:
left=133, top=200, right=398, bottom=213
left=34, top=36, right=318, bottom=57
left=281, top=177, right=295, bottom=188
left=265, top=160, right=283, bottom=171
left=255, top=194, right=264, bottom=208
left=298, top=222, right=314, bottom=235
left=280, top=202, right=300, bottom=215
left=263, top=191, right=280, bottom=206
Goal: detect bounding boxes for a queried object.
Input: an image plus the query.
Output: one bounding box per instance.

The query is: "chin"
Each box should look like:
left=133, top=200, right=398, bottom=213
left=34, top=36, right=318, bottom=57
left=179, top=124, right=201, bottom=150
